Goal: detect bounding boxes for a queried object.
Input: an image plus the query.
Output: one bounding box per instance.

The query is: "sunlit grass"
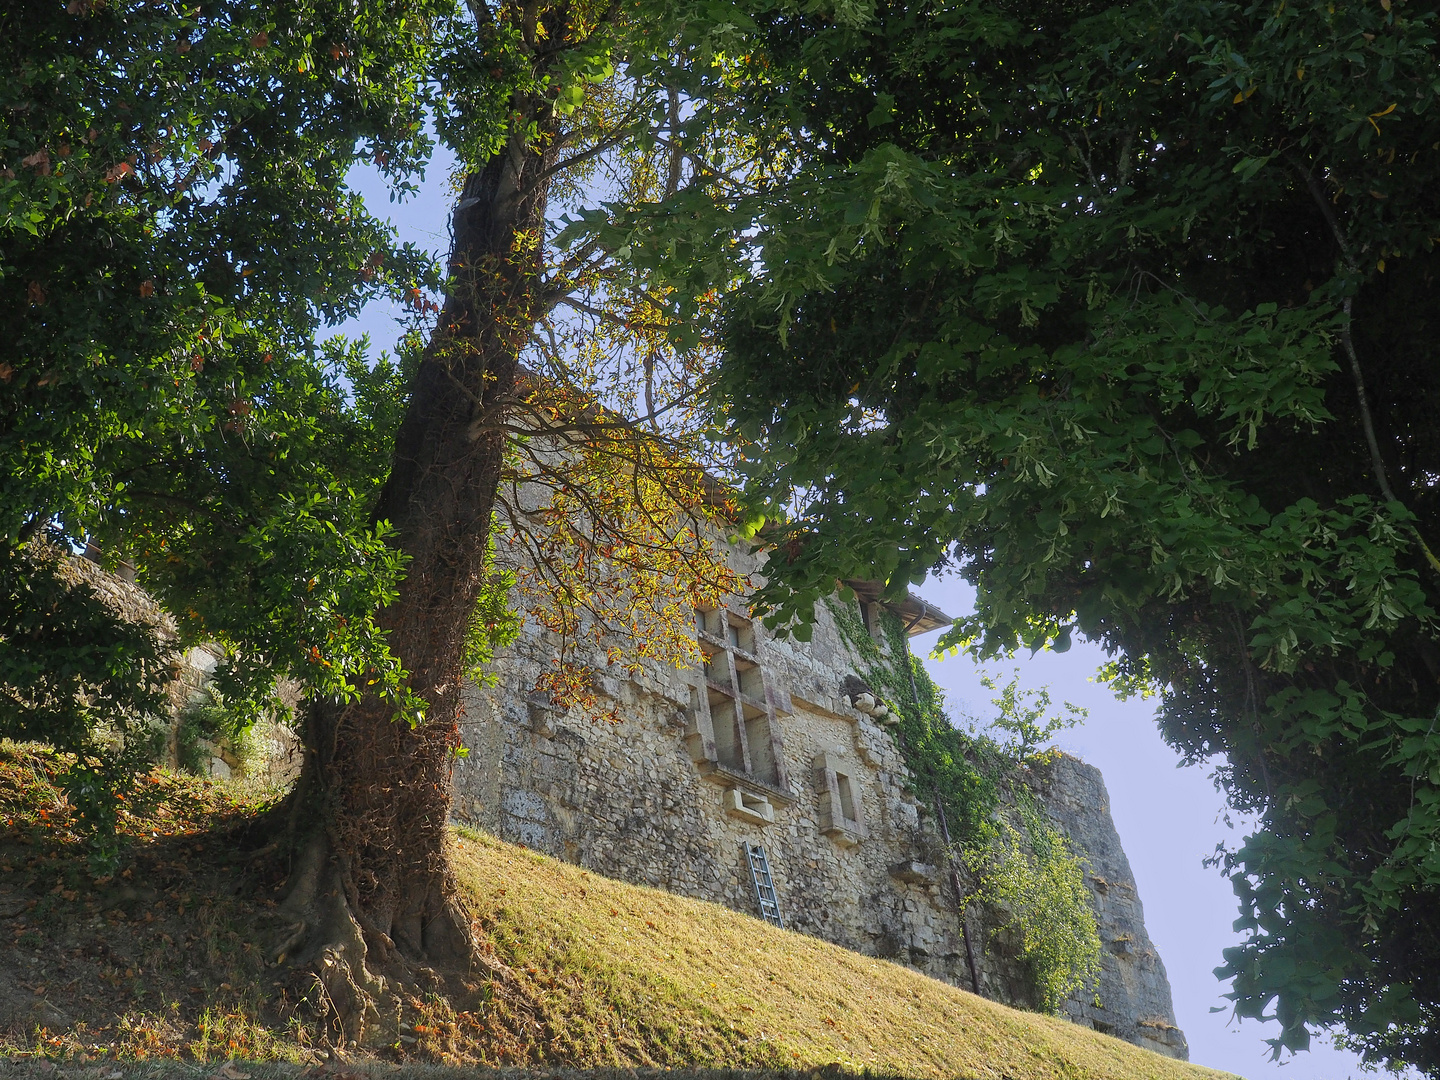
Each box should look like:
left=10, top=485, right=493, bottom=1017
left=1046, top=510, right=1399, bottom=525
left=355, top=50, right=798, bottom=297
left=2, top=742, right=1237, bottom=1078
left=450, top=828, right=1235, bottom=1080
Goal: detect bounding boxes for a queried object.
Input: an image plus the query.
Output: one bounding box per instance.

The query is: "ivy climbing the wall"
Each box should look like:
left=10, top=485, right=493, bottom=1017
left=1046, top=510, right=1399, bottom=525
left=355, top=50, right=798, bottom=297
left=827, top=593, right=1102, bottom=1013
left=827, top=595, right=1000, bottom=845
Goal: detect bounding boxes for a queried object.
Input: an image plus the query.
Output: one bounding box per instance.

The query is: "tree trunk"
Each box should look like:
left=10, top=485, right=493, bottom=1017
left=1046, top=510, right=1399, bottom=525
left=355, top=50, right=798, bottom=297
left=273, top=119, right=559, bottom=1044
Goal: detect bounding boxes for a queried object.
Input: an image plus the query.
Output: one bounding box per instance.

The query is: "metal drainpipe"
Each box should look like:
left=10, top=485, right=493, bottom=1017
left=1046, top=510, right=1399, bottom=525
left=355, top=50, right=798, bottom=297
left=896, top=625, right=982, bottom=995
left=935, top=795, right=982, bottom=995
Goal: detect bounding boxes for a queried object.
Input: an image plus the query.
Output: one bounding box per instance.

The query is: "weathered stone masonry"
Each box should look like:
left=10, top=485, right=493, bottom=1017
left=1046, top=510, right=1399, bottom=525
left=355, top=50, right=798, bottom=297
left=62, top=537, right=1188, bottom=1058
left=452, top=558, right=1190, bottom=1060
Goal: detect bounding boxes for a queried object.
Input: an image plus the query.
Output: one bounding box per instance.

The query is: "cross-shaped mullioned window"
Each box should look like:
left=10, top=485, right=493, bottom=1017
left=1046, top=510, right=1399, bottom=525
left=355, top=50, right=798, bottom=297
left=684, top=606, right=793, bottom=820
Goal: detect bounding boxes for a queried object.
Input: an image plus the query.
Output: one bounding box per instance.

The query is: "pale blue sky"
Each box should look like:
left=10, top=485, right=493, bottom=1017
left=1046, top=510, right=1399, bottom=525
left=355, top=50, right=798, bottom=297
left=909, top=575, right=1380, bottom=1080
left=335, top=155, right=1384, bottom=1080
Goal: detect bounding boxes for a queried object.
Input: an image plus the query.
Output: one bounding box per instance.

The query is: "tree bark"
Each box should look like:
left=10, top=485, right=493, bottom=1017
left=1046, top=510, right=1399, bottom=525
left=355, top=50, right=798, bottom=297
left=274, top=113, right=560, bottom=1043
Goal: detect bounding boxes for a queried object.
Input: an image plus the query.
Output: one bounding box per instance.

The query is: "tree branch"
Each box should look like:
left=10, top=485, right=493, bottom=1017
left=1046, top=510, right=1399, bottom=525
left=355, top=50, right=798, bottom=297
left=1293, top=158, right=1440, bottom=577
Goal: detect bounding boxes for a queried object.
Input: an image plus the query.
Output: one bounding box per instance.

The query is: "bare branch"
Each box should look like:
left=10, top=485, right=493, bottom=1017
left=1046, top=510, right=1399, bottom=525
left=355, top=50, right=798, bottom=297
left=1293, top=157, right=1440, bottom=576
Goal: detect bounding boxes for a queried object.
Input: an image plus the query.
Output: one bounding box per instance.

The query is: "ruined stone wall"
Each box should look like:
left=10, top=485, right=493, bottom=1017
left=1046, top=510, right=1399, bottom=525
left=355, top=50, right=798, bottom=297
left=54, top=547, right=299, bottom=782
left=1023, top=754, right=1189, bottom=1057
left=452, top=561, right=1189, bottom=1060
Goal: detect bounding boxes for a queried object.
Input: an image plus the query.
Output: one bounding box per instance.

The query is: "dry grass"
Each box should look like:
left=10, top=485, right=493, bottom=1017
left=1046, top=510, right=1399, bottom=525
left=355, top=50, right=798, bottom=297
left=0, top=742, right=1240, bottom=1079
left=449, top=828, right=1236, bottom=1080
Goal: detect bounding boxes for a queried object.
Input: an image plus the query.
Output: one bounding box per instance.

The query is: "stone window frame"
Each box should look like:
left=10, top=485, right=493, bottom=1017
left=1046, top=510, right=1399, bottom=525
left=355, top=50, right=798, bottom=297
left=684, top=605, right=794, bottom=813
left=814, top=751, right=867, bottom=847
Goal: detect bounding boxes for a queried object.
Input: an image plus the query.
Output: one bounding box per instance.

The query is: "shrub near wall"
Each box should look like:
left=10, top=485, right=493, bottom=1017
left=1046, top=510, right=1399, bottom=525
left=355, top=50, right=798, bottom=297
left=828, top=594, right=1102, bottom=1012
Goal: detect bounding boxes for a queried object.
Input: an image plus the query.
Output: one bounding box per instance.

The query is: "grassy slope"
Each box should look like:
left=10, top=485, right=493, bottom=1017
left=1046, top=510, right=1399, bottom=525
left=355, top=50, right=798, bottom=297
left=0, top=744, right=1238, bottom=1079
left=451, top=830, right=1231, bottom=1080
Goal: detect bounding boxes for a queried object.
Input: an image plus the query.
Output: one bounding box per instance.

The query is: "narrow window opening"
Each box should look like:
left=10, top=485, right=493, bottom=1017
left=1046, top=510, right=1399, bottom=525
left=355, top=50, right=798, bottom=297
left=736, top=660, right=764, bottom=701
left=743, top=705, right=777, bottom=785
left=728, top=619, right=756, bottom=653
left=815, top=753, right=866, bottom=846
left=702, top=650, right=728, bottom=686
left=712, top=698, right=743, bottom=771
left=836, top=772, right=857, bottom=823
left=696, top=607, right=719, bottom=637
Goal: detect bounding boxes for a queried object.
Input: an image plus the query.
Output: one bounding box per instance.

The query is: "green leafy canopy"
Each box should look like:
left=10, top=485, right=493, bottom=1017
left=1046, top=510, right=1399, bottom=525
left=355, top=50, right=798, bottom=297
left=597, top=0, right=1440, bottom=1071
left=1, top=0, right=458, bottom=854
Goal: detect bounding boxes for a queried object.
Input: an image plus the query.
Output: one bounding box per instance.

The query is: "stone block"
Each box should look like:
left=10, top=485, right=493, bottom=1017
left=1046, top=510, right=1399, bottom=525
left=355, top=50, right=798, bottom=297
left=889, top=860, right=939, bottom=885
left=722, top=787, right=774, bottom=824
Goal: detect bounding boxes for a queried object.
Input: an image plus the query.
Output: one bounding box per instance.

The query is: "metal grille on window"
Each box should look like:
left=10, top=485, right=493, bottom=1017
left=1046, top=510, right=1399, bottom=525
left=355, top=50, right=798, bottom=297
left=746, top=843, right=784, bottom=928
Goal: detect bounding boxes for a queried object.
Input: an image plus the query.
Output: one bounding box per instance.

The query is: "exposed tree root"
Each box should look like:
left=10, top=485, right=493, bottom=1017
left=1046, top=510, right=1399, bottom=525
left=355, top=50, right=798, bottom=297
left=263, top=824, right=525, bottom=1051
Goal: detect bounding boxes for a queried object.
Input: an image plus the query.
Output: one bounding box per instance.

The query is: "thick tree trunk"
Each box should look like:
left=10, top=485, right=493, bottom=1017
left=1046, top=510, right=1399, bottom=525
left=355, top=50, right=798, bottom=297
left=273, top=119, right=559, bottom=1044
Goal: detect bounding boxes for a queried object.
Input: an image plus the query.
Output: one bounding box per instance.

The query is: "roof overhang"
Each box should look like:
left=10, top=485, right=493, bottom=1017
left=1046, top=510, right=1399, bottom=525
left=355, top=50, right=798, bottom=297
left=842, top=580, right=953, bottom=637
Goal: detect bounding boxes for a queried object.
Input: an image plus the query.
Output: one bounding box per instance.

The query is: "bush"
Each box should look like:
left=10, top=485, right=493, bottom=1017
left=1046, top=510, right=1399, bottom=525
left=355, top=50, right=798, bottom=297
left=973, top=810, right=1103, bottom=1013
left=0, top=540, right=176, bottom=866
left=176, top=689, right=259, bottom=778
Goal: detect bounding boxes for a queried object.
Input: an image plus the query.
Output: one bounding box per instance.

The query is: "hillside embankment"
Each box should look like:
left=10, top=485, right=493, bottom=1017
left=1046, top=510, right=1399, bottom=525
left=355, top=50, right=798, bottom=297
left=0, top=742, right=1238, bottom=1080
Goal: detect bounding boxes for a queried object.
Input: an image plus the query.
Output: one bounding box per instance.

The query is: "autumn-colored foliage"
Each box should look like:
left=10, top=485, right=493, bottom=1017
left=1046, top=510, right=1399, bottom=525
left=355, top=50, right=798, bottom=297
left=497, top=379, right=744, bottom=720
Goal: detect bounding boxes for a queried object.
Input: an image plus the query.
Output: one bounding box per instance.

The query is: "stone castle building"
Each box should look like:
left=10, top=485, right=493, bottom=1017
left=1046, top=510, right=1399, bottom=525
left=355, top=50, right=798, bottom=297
left=58, top=505, right=1188, bottom=1058
left=452, top=549, right=1190, bottom=1060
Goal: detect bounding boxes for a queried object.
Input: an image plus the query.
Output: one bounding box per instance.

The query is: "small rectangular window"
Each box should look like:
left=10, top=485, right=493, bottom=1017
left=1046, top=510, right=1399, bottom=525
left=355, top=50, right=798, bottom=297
left=702, top=650, right=728, bottom=686
left=736, top=660, right=764, bottom=701
left=743, top=704, right=778, bottom=785
left=815, top=752, right=866, bottom=847
left=696, top=607, right=721, bottom=637
left=713, top=702, right=743, bottom=771
left=836, top=772, right=857, bottom=823
left=728, top=619, right=756, bottom=653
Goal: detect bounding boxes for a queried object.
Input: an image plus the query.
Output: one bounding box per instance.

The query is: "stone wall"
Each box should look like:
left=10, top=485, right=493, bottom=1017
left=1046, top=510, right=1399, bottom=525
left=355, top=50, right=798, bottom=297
left=50, top=538, right=1187, bottom=1057
left=53, top=545, right=298, bottom=783
left=453, top=559, right=1189, bottom=1060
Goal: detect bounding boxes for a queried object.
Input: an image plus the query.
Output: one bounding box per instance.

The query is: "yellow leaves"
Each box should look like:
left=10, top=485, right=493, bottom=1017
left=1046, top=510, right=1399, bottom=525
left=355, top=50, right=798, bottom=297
left=1380, top=0, right=1391, bottom=10
left=1296, top=64, right=1305, bottom=80
left=1233, top=85, right=1258, bottom=104
left=501, top=384, right=743, bottom=718
left=1367, top=102, right=1398, bottom=135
